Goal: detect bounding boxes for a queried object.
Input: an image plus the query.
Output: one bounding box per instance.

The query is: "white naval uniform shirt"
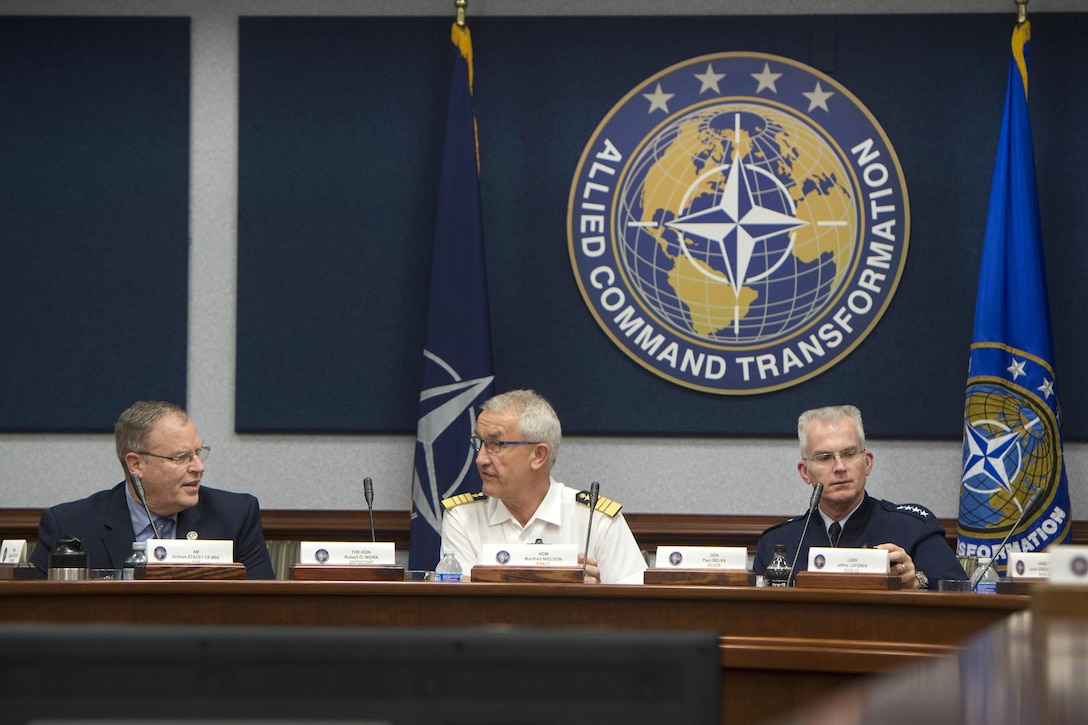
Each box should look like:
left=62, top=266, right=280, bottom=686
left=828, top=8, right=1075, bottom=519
left=440, top=478, right=647, bottom=585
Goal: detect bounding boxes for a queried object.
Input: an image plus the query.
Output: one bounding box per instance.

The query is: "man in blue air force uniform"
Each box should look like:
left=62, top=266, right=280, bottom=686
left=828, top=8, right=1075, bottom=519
left=754, top=405, right=966, bottom=589
left=30, top=400, right=275, bottom=579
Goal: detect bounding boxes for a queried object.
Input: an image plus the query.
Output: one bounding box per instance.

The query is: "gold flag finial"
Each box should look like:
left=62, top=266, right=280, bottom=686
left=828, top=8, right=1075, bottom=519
left=1016, top=0, right=1028, bottom=26
left=455, top=0, right=468, bottom=28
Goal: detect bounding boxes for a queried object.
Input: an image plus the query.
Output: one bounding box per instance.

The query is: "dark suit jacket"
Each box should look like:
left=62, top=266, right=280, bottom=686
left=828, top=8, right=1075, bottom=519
left=30, top=482, right=276, bottom=579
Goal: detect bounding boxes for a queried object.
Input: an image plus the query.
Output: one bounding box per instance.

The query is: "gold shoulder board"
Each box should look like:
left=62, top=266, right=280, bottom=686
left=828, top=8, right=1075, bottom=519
left=575, top=490, right=622, bottom=518
left=441, top=491, right=488, bottom=511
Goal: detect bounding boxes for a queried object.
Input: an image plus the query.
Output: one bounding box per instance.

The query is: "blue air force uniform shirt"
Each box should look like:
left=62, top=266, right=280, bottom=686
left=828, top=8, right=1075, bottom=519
left=753, top=493, right=966, bottom=584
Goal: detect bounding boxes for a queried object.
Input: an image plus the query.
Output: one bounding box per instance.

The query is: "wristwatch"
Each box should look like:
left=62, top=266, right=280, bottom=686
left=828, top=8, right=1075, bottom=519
left=915, top=570, right=930, bottom=590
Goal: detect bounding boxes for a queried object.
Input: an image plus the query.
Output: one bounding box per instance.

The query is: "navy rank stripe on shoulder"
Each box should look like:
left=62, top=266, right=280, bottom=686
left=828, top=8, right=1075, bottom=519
left=441, top=491, right=488, bottom=511
left=575, top=490, right=622, bottom=517
left=762, top=514, right=806, bottom=533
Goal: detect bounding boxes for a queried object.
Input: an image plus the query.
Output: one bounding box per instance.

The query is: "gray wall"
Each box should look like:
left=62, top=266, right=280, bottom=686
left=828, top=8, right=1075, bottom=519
left=2, top=0, right=1085, bottom=524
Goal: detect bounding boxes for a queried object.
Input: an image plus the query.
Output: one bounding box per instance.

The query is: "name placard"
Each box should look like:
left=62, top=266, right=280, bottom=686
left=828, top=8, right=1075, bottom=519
left=1007, top=552, right=1049, bottom=579
left=479, top=544, right=578, bottom=567
left=1049, top=546, right=1088, bottom=585
left=148, top=539, right=232, bottom=565
left=654, top=546, right=748, bottom=570
left=299, top=541, right=395, bottom=566
left=808, top=546, right=889, bottom=574
left=1, top=539, right=28, bottom=565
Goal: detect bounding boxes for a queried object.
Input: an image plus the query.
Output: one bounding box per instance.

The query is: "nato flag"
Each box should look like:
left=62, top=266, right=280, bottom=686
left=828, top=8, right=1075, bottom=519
left=409, top=21, right=494, bottom=572
left=957, top=20, right=1072, bottom=571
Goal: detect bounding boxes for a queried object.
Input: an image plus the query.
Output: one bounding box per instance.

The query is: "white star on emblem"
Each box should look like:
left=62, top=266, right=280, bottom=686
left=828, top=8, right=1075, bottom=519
left=694, top=63, right=725, bottom=94
left=961, top=421, right=1021, bottom=495
left=642, top=83, right=674, bottom=114
left=748, top=62, right=783, bottom=94
left=803, top=81, right=835, bottom=112
left=751, top=62, right=782, bottom=94
left=1038, top=377, right=1055, bottom=399
left=1007, top=358, right=1027, bottom=380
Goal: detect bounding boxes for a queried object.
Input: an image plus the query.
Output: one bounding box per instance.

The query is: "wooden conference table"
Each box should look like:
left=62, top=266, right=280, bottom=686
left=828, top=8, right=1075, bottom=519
left=768, top=586, right=1088, bottom=725
left=0, top=580, right=1029, bottom=724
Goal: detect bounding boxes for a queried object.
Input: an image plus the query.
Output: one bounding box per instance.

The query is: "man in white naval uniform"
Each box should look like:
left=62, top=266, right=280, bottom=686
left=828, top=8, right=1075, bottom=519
left=440, top=389, right=647, bottom=584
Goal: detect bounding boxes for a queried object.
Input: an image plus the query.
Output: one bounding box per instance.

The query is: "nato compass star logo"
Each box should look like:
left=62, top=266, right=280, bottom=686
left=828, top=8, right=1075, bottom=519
left=959, top=344, right=1061, bottom=533
left=411, top=350, right=493, bottom=537
left=568, top=52, right=909, bottom=394
left=962, top=416, right=1025, bottom=499
left=652, top=112, right=810, bottom=336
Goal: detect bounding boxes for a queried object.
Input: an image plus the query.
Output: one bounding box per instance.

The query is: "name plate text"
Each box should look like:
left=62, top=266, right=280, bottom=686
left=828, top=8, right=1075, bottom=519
left=148, top=539, right=232, bottom=565
left=1049, top=546, right=1088, bottom=584
left=479, top=544, right=578, bottom=567
left=300, top=541, right=396, bottom=566
left=655, top=546, right=748, bottom=570
left=1007, top=552, right=1049, bottom=579
left=808, top=546, right=889, bottom=574
left=1, top=539, right=28, bottom=565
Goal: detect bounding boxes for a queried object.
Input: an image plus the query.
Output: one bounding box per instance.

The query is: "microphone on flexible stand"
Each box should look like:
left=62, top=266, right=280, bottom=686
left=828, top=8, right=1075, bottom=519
left=971, top=487, right=1044, bottom=591
left=129, top=472, right=162, bottom=540
left=786, top=482, right=824, bottom=586
left=582, top=481, right=600, bottom=582
left=363, top=477, right=376, bottom=543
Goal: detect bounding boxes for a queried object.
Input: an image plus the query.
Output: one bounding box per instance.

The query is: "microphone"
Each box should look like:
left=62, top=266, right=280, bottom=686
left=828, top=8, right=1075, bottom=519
left=786, top=482, right=824, bottom=586
left=582, top=481, right=600, bottom=582
left=129, top=472, right=162, bottom=540
left=971, top=487, right=1044, bottom=591
left=363, top=477, right=376, bottom=543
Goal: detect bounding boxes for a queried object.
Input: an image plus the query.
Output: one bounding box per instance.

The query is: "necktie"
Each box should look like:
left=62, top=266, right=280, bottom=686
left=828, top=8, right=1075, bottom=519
left=828, top=521, right=842, bottom=547
left=156, top=518, right=176, bottom=540
left=139, top=517, right=175, bottom=541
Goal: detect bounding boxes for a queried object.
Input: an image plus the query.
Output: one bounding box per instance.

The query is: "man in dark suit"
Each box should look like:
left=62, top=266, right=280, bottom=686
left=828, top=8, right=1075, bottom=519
left=30, top=401, right=275, bottom=579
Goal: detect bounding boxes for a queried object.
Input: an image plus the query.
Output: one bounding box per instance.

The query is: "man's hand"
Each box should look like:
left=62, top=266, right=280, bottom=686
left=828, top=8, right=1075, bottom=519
left=877, top=543, right=920, bottom=590
left=578, top=553, right=601, bottom=584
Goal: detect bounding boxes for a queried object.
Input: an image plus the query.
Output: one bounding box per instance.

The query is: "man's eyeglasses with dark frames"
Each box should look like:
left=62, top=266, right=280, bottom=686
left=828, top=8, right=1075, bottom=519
left=470, top=437, right=539, bottom=455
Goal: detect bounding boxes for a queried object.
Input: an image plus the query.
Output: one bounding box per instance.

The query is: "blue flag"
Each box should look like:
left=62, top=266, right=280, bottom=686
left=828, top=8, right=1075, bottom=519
left=957, top=21, right=1072, bottom=571
left=408, top=22, right=495, bottom=571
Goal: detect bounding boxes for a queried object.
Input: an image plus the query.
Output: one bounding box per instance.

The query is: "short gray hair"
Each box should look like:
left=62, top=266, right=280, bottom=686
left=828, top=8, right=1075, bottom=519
left=115, top=400, right=188, bottom=475
left=797, top=405, right=865, bottom=458
left=481, top=389, right=561, bottom=469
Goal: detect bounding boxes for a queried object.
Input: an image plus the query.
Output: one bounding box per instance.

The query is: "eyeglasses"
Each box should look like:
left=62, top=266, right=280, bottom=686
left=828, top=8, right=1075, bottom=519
left=136, top=446, right=211, bottom=466
left=804, top=447, right=865, bottom=465
left=470, top=437, right=539, bottom=455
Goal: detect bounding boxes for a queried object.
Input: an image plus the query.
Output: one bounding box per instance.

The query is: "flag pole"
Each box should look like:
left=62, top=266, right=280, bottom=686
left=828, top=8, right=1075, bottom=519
left=456, top=0, right=467, bottom=27
left=1015, top=0, right=1028, bottom=26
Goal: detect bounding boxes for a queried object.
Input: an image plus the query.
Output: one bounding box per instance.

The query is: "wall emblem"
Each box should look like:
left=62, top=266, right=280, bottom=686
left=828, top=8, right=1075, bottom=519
left=568, top=52, right=909, bottom=393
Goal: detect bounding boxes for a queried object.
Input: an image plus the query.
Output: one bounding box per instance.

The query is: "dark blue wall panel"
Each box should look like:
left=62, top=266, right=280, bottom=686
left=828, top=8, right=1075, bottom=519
left=0, top=17, right=190, bottom=432
left=236, top=14, right=1088, bottom=439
